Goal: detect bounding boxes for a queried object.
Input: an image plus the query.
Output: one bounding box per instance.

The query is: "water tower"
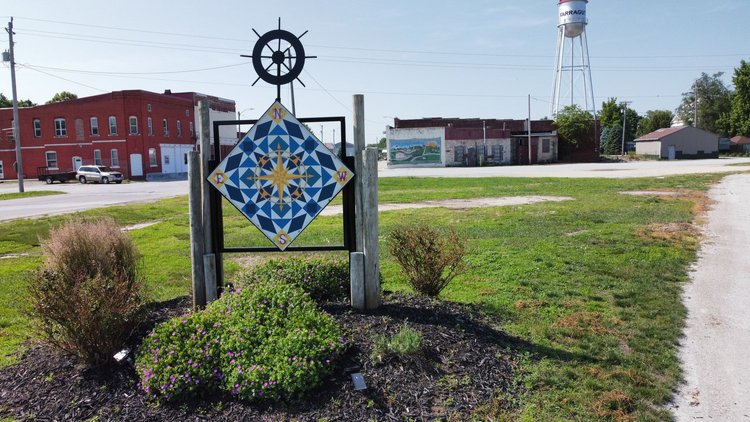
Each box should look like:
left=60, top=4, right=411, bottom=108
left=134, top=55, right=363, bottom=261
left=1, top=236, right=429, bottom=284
left=551, top=0, right=595, bottom=117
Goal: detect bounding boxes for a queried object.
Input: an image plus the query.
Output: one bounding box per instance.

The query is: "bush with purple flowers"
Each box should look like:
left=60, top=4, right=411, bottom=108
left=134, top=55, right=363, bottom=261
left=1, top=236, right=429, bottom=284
left=135, top=280, right=344, bottom=403
left=238, top=257, right=350, bottom=303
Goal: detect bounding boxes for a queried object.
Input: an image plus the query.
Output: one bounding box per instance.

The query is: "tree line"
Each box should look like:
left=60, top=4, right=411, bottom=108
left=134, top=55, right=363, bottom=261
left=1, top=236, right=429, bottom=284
left=556, top=60, right=750, bottom=155
left=0, top=91, right=78, bottom=108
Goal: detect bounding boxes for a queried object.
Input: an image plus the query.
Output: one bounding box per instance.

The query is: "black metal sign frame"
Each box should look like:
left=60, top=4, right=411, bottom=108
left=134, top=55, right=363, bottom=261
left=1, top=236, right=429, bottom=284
left=209, top=117, right=355, bottom=292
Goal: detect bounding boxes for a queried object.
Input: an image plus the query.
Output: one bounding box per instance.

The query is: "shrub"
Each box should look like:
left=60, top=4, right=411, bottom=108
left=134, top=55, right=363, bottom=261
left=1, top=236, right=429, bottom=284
left=136, top=280, right=344, bottom=403
left=27, top=218, right=145, bottom=364
left=238, top=257, right=350, bottom=303
left=387, top=223, right=467, bottom=297
left=371, top=323, right=423, bottom=362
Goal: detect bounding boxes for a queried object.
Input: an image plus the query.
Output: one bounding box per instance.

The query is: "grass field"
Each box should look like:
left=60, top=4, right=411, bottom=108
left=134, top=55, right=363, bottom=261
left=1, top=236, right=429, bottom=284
left=0, top=191, right=64, bottom=201
left=0, top=174, right=725, bottom=420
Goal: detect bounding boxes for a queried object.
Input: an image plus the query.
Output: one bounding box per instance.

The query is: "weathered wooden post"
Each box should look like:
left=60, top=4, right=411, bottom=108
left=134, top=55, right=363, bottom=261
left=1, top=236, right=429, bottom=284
left=363, top=147, right=380, bottom=309
left=351, top=94, right=380, bottom=310
left=188, top=151, right=206, bottom=309
left=199, top=101, right=218, bottom=303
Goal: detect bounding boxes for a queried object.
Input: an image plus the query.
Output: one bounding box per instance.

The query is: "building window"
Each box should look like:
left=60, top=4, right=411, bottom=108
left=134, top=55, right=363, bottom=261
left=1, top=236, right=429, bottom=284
left=45, top=151, right=58, bottom=169
left=33, top=119, right=41, bottom=137
left=185, top=109, right=190, bottom=117
left=542, top=139, right=551, bottom=153
left=108, top=116, right=117, bottom=135
left=189, top=121, right=195, bottom=137
left=148, top=148, right=157, bottom=167
left=111, top=149, right=119, bottom=167
left=93, top=149, right=102, bottom=165
left=177, top=120, right=182, bottom=137
left=147, top=103, right=152, bottom=112
left=147, top=117, right=153, bottom=136
left=162, top=119, right=169, bottom=136
left=129, top=116, right=138, bottom=135
left=54, top=118, right=67, bottom=137
left=90, top=117, right=99, bottom=136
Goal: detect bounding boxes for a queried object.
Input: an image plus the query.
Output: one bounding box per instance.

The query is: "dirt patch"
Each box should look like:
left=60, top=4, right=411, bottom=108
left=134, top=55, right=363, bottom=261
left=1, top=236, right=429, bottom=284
left=620, top=189, right=713, bottom=225
left=319, top=196, right=574, bottom=216
left=636, top=223, right=700, bottom=247
left=0, top=293, right=525, bottom=421
left=122, top=221, right=160, bottom=231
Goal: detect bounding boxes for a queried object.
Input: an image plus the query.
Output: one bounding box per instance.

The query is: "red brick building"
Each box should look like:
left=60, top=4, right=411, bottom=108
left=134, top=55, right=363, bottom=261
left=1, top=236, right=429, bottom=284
left=0, top=90, right=236, bottom=181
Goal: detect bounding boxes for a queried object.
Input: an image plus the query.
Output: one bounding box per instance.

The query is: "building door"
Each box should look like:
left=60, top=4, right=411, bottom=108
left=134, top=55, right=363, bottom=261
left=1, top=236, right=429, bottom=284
left=130, top=154, right=143, bottom=177
left=72, top=156, right=83, bottom=171
left=668, top=145, right=676, bottom=160
left=0, top=160, right=4, bottom=179
left=492, top=144, right=503, bottom=164
left=160, top=145, right=175, bottom=173
left=454, top=145, right=466, bottom=165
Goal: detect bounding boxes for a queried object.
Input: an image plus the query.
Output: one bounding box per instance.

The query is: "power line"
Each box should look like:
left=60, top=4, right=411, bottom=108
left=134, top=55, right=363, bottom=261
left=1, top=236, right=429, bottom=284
left=11, top=16, right=750, bottom=61
left=25, top=62, right=249, bottom=76
left=18, top=64, right=108, bottom=93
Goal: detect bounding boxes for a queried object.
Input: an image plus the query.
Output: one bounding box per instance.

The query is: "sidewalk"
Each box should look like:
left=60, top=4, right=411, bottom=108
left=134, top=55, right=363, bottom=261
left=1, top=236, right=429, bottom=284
left=672, top=174, right=750, bottom=420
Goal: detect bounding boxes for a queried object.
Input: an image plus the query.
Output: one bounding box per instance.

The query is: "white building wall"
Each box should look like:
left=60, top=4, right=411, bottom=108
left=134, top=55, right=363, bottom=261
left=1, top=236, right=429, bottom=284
left=635, top=141, right=663, bottom=157
left=194, top=107, right=238, bottom=147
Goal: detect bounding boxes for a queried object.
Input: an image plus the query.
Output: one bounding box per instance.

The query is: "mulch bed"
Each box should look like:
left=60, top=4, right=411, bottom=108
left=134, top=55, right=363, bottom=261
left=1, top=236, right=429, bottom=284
left=0, top=293, right=525, bottom=421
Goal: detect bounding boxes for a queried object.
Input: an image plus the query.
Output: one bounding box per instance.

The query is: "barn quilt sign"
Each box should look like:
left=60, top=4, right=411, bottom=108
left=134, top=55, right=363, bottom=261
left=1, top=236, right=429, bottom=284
left=208, top=101, right=354, bottom=250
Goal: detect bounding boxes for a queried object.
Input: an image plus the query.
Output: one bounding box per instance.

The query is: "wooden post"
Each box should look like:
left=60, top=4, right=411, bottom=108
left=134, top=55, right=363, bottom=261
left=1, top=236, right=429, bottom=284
left=198, top=101, right=220, bottom=299
left=188, top=151, right=206, bottom=309
left=204, top=254, right=217, bottom=302
left=350, top=252, right=365, bottom=310
left=349, top=95, right=366, bottom=309
left=363, top=148, right=381, bottom=309
left=352, top=95, right=366, bottom=253
left=199, top=101, right=213, bottom=255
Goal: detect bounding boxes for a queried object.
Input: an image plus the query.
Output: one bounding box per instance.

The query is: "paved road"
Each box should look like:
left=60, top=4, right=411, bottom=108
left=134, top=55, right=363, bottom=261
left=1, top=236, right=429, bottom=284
left=671, top=174, right=750, bottom=420
left=0, top=180, right=187, bottom=222
left=1, top=157, right=749, bottom=221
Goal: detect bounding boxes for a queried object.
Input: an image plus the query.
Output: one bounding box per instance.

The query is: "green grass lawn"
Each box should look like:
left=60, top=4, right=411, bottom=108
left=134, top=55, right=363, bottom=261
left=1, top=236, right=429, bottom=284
left=0, top=191, right=64, bottom=201
left=0, top=174, right=725, bottom=420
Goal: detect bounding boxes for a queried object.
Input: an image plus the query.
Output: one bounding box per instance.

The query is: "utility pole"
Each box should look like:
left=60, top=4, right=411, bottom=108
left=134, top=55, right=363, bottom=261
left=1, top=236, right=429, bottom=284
left=621, top=101, right=632, bottom=156
left=693, top=83, right=699, bottom=128
left=527, top=94, right=532, bottom=165
left=5, top=18, right=23, bottom=192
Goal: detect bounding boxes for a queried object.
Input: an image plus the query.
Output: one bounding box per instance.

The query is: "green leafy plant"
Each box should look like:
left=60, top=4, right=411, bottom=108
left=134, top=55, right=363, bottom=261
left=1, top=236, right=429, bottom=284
left=238, top=257, right=350, bottom=303
left=27, top=217, right=145, bottom=364
left=136, top=280, right=344, bottom=402
left=387, top=223, right=467, bottom=297
left=371, top=323, right=423, bottom=362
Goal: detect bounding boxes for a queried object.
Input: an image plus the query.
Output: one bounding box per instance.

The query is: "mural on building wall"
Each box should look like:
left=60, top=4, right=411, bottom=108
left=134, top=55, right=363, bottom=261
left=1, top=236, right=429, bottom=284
left=389, top=138, right=442, bottom=165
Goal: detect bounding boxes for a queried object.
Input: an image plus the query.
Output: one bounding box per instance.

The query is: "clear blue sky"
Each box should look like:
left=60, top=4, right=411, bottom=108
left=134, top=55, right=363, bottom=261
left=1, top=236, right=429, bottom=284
left=1, top=0, right=748, bottom=144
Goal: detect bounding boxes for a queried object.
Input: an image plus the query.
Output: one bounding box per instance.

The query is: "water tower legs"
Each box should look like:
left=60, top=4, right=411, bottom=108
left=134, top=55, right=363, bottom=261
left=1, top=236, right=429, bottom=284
left=551, top=27, right=595, bottom=117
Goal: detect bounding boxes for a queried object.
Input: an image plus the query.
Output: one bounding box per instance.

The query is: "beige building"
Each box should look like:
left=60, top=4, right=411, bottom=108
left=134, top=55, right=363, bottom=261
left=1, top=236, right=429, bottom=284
left=634, top=126, right=719, bottom=160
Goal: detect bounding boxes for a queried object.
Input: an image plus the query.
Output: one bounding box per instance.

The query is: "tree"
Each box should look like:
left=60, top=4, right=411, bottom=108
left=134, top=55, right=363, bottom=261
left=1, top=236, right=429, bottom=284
left=46, top=91, right=78, bottom=105
left=600, top=125, right=624, bottom=155
left=636, top=110, right=674, bottom=137
left=598, top=98, right=639, bottom=153
left=599, top=97, right=622, bottom=129
left=676, top=72, right=732, bottom=135
left=555, top=104, right=594, bottom=147
left=730, top=60, right=750, bottom=137
left=0, top=93, right=36, bottom=107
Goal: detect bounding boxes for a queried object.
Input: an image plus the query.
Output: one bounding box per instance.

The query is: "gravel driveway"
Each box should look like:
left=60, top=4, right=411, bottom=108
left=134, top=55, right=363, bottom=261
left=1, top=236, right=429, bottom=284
left=671, top=173, right=750, bottom=420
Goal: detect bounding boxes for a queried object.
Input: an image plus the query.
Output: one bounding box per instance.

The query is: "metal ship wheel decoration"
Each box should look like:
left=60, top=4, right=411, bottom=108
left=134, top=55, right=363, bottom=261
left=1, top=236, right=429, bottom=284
left=242, top=18, right=316, bottom=102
